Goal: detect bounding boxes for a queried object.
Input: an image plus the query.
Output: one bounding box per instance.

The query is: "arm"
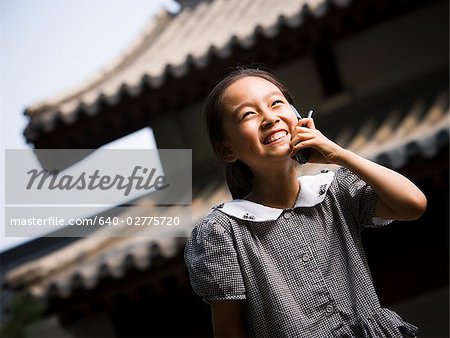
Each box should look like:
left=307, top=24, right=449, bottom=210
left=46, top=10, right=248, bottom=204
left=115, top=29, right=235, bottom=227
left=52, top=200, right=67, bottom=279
left=291, top=119, right=427, bottom=221
left=211, top=300, right=249, bottom=337
left=333, top=148, right=426, bottom=220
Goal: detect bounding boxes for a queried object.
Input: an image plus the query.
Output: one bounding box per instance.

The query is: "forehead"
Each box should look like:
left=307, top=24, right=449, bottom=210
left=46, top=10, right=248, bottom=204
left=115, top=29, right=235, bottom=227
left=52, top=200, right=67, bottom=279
left=222, top=76, right=282, bottom=106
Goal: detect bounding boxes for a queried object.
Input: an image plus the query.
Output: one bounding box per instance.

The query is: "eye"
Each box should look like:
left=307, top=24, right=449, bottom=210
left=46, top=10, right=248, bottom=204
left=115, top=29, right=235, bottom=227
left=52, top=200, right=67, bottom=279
left=241, top=111, right=255, bottom=120
left=271, top=100, right=284, bottom=107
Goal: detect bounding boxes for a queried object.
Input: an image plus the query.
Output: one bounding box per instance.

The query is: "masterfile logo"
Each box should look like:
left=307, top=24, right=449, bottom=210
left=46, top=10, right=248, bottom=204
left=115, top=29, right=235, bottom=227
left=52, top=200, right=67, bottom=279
left=5, top=149, right=192, bottom=238
left=5, top=149, right=191, bottom=205
left=25, top=166, right=169, bottom=197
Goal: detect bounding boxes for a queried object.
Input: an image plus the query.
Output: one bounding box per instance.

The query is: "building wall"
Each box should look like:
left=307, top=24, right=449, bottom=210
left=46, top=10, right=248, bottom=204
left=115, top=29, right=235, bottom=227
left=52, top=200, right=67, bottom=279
left=132, top=4, right=450, bottom=336
left=335, top=2, right=448, bottom=100
left=150, top=100, right=220, bottom=180
left=274, top=2, right=448, bottom=116
left=276, top=56, right=323, bottom=112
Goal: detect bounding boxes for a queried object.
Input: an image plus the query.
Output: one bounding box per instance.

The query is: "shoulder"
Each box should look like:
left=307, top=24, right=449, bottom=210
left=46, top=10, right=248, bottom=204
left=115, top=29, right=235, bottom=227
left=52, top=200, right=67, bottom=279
left=331, top=166, right=371, bottom=194
left=189, top=205, right=235, bottom=240
left=184, top=206, right=242, bottom=270
left=333, top=166, right=358, bottom=181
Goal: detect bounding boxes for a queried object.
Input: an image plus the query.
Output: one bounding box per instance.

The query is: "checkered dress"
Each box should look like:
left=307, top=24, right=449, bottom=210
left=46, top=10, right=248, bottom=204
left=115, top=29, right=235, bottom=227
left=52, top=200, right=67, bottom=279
left=184, top=167, right=418, bottom=337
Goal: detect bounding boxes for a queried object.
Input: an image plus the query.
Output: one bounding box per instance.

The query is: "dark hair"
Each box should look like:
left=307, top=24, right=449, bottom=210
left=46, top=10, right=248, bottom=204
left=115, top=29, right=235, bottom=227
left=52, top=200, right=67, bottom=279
left=204, top=67, right=295, bottom=199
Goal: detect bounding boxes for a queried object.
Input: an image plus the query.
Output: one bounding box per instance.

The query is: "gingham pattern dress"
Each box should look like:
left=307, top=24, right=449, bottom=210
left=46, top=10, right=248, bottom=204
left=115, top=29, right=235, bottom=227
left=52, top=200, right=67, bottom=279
left=184, top=167, right=419, bottom=338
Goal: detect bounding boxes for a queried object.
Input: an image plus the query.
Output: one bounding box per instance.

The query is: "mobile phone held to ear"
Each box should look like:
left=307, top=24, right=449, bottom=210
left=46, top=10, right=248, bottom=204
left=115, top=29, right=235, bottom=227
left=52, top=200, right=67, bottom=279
left=291, top=105, right=314, bottom=165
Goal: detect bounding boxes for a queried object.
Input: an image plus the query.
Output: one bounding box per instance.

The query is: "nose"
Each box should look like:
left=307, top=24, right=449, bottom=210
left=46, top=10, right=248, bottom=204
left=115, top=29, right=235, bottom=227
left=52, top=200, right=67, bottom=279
left=260, top=110, right=280, bottom=129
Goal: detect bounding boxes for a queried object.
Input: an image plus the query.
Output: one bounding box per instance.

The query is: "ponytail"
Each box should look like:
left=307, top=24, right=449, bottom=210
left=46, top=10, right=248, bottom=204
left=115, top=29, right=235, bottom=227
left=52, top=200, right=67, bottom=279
left=225, top=161, right=253, bottom=200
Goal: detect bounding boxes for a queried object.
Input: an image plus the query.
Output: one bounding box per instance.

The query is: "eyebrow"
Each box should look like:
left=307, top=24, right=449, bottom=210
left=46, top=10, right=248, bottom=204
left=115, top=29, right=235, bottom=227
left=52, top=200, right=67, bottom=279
left=232, top=90, right=283, bottom=116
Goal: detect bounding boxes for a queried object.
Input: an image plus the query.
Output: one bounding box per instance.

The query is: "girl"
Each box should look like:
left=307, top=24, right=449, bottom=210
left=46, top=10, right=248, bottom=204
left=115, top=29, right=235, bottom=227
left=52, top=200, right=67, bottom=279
left=184, top=68, right=426, bottom=338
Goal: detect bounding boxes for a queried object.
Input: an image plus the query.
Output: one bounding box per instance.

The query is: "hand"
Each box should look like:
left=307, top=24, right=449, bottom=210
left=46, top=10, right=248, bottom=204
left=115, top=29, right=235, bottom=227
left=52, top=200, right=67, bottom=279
left=290, top=118, right=344, bottom=165
left=291, top=118, right=426, bottom=221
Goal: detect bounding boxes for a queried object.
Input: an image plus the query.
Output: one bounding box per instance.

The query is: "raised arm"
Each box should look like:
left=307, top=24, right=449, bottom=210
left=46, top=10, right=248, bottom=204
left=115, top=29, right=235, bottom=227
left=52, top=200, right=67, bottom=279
left=291, top=118, right=427, bottom=221
left=211, top=300, right=249, bottom=337
left=333, top=148, right=426, bottom=220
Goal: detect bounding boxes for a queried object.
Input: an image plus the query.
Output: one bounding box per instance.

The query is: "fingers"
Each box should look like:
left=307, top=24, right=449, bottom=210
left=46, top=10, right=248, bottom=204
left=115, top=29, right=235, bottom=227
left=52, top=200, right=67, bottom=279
left=291, top=126, right=316, bottom=144
left=291, top=118, right=315, bottom=142
left=290, top=125, right=325, bottom=154
left=290, top=118, right=319, bottom=154
left=291, top=134, right=313, bottom=147
left=296, top=117, right=315, bottom=129
left=290, top=120, right=343, bottom=164
left=290, top=132, right=315, bottom=159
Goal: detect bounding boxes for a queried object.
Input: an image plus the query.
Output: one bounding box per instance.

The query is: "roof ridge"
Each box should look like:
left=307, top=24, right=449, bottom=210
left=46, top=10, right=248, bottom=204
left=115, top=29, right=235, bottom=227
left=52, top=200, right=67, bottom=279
left=26, top=8, right=174, bottom=117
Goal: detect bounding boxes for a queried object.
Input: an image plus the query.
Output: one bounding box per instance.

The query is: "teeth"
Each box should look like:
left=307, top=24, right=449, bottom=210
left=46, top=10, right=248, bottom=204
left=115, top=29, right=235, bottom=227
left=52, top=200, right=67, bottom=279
left=264, top=131, right=287, bottom=144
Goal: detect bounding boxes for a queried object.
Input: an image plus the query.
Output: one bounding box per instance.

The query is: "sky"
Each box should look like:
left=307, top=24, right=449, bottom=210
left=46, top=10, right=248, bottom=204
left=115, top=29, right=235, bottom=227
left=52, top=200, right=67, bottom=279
left=1, top=0, right=180, bottom=252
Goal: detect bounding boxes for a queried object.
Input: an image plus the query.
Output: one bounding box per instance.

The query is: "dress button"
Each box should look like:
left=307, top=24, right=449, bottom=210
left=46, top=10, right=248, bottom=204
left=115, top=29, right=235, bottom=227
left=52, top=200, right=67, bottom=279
left=326, top=304, right=335, bottom=313
left=283, top=212, right=291, bottom=219
left=302, top=253, right=311, bottom=262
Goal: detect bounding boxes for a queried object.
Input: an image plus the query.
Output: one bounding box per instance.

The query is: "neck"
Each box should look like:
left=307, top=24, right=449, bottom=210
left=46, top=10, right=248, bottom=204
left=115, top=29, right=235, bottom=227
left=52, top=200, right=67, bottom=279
left=246, top=161, right=299, bottom=209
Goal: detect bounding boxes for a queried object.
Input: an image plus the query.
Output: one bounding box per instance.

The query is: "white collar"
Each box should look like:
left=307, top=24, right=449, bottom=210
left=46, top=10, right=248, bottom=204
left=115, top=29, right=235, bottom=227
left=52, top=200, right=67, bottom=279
left=211, top=167, right=336, bottom=222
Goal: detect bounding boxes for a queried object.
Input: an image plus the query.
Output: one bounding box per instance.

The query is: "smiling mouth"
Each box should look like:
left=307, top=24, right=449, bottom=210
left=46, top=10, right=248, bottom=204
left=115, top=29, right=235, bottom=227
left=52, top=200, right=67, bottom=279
left=263, top=131, right=288, bottom=145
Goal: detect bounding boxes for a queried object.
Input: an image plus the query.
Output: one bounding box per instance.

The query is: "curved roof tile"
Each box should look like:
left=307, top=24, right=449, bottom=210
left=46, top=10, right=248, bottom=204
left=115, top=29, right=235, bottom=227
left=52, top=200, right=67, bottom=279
left=25, top=0, right=352, bottom=134
left=6, top=88, right=448, bottom=298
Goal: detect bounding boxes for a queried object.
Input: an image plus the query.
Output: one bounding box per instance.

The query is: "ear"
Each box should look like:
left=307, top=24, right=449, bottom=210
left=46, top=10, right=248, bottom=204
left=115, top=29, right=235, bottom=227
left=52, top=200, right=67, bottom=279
left=217, top=142, right=238, bottom=163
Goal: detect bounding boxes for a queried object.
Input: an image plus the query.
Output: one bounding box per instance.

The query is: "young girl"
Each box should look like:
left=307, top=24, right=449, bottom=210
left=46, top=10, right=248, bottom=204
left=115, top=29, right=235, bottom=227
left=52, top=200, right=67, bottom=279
left=184, top=68, right=426, bottom=338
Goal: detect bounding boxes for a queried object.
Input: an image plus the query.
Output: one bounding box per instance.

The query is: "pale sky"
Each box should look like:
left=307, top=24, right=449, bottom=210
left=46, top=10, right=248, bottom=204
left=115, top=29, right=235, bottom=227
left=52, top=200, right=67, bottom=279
left=1, top=0, right=180, bottom=252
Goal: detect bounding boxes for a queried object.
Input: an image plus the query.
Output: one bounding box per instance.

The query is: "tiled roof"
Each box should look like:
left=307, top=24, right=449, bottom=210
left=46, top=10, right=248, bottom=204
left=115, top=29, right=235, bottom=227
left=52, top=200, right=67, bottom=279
left=25, top=0, right=352, bottom=136
left=6, top=87, right=448, bottom=299
left=5, top=180, right=231, bottom=298
left=335, top=89, right=449, bottom=168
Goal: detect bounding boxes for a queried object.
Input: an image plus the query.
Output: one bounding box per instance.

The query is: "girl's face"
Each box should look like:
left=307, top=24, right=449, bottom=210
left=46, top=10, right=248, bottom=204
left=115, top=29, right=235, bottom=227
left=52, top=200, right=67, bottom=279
left=220, top=76, right=298, bottom=171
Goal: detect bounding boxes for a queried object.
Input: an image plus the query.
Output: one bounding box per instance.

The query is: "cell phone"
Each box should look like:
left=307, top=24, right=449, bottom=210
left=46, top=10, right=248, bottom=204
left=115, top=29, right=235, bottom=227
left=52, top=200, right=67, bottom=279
left=291, top=105, right=313, bottom=165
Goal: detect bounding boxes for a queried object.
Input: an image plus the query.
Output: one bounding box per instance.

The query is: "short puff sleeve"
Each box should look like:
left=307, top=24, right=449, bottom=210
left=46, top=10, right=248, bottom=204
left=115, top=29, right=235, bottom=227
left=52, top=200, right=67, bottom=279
left=335, top=167, right=393, bottom=231
left=184, top=216, right=246, bottom=304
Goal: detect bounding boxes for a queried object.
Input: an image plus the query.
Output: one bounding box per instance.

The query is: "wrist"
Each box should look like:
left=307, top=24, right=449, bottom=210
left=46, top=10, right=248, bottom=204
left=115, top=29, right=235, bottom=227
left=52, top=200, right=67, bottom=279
left=333, top=147, right=355, bottom=167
